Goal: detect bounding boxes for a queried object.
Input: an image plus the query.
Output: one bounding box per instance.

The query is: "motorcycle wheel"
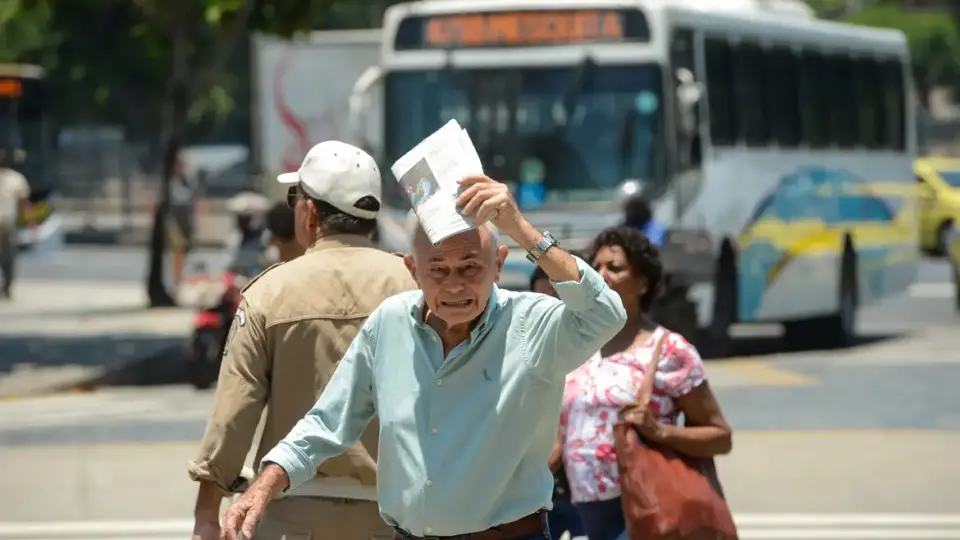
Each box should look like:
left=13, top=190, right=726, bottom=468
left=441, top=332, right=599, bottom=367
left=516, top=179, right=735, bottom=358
left=189, top=329, right=223, bottom=390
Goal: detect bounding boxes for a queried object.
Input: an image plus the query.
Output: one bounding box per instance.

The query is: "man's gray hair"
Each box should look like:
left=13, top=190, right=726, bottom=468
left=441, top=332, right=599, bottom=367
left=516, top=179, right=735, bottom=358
left=405, top=210, right=500, bottom=251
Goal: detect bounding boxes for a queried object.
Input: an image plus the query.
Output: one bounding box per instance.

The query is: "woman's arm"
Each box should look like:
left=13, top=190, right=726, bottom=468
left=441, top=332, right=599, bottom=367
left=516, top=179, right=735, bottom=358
left=653, top=381, right=732, bottom=458
left=548, top=437, right=563, bottom=473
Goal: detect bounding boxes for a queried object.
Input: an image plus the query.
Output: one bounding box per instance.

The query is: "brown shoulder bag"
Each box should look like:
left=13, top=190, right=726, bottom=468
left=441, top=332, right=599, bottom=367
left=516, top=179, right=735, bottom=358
left=613, top=332, right=739, bottom=540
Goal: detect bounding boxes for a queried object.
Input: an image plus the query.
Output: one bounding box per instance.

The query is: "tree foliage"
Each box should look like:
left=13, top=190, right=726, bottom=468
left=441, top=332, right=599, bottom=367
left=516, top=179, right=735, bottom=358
left=848, top=1, right=960, bottom=103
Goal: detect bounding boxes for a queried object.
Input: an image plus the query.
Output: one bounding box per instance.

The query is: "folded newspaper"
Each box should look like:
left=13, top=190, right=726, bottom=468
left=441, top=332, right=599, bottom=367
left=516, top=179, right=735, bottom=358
left=390, top=119, right=485, bottom=246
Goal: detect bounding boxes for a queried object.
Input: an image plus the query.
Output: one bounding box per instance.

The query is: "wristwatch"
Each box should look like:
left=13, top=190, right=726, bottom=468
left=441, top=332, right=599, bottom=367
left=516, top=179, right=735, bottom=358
left=526, top=231, right=558, bottom=263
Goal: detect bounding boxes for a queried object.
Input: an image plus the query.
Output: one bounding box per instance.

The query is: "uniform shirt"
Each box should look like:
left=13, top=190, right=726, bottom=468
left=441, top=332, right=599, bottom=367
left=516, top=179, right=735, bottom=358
left=262, top=256, right=627, bottom=537
left=188, top=235, right=417, bottom=493
left=0, top=168, right=29, bottom=228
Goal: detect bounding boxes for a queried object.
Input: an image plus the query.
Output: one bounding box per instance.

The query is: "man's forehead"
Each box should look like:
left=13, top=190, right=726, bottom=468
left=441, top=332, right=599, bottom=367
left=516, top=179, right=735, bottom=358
left=422, top=231, right=485, bottom=261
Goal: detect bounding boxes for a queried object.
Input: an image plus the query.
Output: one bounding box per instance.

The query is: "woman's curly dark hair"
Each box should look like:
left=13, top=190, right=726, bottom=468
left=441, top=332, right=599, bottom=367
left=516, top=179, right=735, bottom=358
left=590, top=226, right=663, bottom=311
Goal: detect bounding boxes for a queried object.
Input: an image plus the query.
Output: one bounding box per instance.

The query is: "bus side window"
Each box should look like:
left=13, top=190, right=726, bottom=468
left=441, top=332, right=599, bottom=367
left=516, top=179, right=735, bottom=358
left=799, top=49, right=828, bottom=148
left=766, top=45, right=800, bottom=148
left=704, top=36, right=738, bottom=146
left=853, top=57, right=883, bottom=149
left=735, top=40, right=769, bottom=147
left=881, top=59, right=906, bottom=151
left=826, top=53, right=857, bottom=148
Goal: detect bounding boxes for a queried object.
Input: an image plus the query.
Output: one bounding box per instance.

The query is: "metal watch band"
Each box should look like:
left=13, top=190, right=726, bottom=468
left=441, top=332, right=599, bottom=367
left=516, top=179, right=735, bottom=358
left=526, top=231, right=558, bottom=263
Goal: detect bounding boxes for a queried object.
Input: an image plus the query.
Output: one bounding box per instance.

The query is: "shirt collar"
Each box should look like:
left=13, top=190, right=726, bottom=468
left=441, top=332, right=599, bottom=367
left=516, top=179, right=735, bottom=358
left=411, top=285, right=502, bottom=340
left=305, top=234, right=374, bottom=254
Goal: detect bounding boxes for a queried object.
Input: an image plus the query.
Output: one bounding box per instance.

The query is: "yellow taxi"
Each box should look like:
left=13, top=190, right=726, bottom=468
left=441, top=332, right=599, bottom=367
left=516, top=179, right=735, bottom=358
left=914, top=157, right=960, bottom=254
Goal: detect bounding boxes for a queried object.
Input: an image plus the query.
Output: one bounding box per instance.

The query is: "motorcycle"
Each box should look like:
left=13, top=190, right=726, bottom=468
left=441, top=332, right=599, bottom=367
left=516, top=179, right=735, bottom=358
left=181, top=265, right=251, bottom=389
left=181, top=191, right=272, bottom=389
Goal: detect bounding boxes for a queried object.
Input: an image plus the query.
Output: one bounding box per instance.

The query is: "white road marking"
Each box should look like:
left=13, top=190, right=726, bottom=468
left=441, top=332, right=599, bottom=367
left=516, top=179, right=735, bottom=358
left=3, top=515, right=960, bottom=540
left=0, top=389, right=211, bottom=432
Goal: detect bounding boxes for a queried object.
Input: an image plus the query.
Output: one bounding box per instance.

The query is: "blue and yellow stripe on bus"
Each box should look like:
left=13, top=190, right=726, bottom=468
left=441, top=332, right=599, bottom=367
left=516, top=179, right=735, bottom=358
left=736, top=167, right=916, bottom=322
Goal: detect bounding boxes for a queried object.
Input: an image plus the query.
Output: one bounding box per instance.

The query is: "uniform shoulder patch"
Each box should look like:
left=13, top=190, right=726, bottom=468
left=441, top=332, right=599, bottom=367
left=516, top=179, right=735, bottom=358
left=240, top=262, right=284, bottom=293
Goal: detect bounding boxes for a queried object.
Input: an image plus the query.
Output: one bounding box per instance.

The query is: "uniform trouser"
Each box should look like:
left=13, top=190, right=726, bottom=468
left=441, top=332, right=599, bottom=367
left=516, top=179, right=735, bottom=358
left=254, top=496, right=393, bottom=540
left=0, top=226, right=15, bottom=293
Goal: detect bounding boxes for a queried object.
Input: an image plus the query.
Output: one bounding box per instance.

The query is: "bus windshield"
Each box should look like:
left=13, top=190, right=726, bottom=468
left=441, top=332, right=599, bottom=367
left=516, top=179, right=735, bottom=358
left=383, top=63, right=665, bottom=209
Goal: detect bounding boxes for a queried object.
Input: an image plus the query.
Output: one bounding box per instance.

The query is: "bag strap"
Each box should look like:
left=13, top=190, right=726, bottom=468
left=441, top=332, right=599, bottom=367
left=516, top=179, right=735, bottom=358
left=634, top=329, right=669, bottom=405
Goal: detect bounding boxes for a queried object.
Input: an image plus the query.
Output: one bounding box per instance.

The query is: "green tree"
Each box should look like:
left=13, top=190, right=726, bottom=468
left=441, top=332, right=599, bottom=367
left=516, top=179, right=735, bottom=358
left=0, top=0, right=58, bottom=65
left=128, top=0, right=330, bottom=306
left=848, top=1, right=960, bottom=106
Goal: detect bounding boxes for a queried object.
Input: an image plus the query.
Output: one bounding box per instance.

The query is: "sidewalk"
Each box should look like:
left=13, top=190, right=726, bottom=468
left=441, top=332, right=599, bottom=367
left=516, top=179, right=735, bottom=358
left=0, top=280, right=193, bottom=397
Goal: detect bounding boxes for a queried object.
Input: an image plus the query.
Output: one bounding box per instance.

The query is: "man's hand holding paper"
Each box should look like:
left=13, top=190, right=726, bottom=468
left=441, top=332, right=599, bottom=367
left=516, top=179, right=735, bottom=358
left=456, top=175, right=522, bottom=234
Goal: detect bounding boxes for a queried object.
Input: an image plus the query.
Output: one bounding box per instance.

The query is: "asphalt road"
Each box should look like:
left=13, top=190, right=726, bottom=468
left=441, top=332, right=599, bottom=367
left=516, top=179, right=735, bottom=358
left=1, top=248, right=958, bottom=533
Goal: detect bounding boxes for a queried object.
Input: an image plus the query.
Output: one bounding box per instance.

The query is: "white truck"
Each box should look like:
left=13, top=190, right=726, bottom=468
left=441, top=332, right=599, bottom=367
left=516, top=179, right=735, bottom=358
left=251, top=30, right=383, bottom=202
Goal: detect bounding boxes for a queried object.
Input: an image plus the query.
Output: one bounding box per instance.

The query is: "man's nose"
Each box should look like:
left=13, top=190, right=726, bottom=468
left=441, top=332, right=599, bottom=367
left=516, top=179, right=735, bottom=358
left=443, top=274, right=466, bottom=293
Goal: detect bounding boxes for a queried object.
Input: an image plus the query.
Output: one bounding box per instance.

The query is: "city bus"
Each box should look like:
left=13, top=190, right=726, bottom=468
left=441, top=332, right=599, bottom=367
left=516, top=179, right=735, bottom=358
left=350, top=0, right=918, bottom=353
left=0, top=63, right=58, bottom=248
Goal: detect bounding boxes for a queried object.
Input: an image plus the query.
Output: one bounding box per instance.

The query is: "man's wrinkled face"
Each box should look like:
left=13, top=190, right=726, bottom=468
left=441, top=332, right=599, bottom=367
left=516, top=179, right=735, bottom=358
left=405, top=226, right=507, bottom=327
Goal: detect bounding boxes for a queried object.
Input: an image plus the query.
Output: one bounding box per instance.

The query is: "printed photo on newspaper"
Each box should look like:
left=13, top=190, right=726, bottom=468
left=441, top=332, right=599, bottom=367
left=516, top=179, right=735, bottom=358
left=391, top=119, right=484, bottom=246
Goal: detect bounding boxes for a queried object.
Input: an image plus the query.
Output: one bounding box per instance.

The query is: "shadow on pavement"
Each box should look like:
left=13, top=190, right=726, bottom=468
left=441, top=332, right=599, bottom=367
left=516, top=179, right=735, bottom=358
left=0, top=334, right=189, bottom=391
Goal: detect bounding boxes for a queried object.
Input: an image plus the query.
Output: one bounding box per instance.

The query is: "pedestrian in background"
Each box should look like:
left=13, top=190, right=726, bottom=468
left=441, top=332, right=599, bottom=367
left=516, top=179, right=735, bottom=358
left=0, top=147, right=32, bottom=299
left=167, top=153, right=207, bottom=292
left=558, top=226, right=732, bottom=540
left=218, top=174, right=627, bottom=540
left=263, top=201, right=303, bottom=264
left=188, top=141, right=417, bottom=540
left=623, top=193, right=665, bottom=247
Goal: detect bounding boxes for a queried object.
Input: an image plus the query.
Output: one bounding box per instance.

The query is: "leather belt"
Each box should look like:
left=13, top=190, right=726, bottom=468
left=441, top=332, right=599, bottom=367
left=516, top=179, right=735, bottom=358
left=393, top=511, right=546, bottom=540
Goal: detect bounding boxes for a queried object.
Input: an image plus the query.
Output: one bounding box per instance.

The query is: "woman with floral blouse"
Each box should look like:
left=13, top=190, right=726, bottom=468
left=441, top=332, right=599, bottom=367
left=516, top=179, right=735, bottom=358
left=556, top=226, right=733, bottom=540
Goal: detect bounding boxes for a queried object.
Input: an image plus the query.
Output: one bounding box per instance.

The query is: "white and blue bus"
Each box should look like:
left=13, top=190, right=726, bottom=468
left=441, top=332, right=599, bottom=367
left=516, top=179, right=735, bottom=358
left=351, top=0, right=918, bottom=353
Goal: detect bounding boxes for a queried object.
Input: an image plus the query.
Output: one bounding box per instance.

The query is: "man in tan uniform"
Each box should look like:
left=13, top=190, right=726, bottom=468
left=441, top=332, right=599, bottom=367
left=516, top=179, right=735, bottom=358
left=188, top=141, right=416, bottom=540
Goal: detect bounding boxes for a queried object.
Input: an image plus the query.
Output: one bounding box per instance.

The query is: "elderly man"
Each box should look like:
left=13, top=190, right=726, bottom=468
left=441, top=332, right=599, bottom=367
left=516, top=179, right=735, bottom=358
left=220, top=175, right=627, bottom=540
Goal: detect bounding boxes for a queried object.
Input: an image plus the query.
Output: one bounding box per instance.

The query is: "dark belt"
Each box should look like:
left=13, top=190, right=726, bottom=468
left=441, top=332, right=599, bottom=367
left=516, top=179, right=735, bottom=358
left=393, top=510, right=547, bottom=540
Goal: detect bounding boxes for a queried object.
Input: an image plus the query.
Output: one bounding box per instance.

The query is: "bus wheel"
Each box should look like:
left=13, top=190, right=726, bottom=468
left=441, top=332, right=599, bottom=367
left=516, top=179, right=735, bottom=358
left=700, top=250, right=736, bottom=359
left=938, top=221, right=954, bottom=256
left=784, top=247, right=858, bottom=350
left=953, top=261, right=960, bottom=313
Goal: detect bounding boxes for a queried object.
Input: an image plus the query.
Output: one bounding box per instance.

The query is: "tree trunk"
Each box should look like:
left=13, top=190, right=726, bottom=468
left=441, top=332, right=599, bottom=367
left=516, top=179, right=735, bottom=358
left=146, top=5, right=191, bottom=308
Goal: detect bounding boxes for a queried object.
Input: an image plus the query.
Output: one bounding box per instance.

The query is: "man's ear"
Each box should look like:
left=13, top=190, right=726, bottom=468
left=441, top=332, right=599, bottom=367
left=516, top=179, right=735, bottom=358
left=493, top=245, right=508, bottom=282
left=403, top=254, right=419, bottom=285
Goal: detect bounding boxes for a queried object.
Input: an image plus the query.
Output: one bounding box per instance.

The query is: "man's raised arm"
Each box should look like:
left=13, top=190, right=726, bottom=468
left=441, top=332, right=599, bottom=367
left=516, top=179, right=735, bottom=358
left=496, top=210, right=626, bottom=380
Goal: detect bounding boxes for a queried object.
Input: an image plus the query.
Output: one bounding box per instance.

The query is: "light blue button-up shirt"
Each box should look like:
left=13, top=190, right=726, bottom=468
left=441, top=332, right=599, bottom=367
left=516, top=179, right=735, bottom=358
left=262, top=256, right=626, bottom=536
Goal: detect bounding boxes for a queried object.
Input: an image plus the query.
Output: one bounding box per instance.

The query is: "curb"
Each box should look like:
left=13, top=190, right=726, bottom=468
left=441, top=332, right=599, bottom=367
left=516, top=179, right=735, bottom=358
left=63, top=230, right=225, bottom=249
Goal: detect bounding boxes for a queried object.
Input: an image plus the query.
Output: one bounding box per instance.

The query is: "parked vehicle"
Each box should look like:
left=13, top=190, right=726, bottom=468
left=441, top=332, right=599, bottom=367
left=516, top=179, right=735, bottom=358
left=183, top=268, right=247, bottom=389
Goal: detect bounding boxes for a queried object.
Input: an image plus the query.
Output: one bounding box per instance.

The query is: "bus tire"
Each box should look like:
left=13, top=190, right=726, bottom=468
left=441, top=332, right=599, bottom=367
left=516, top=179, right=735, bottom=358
left=937, top=220, right=954, bottom=256
left=784, top=244, right=858, bottom=350
left=699, top=244, right=736, bottom=359
left=953, top=260, right=960, bottom=313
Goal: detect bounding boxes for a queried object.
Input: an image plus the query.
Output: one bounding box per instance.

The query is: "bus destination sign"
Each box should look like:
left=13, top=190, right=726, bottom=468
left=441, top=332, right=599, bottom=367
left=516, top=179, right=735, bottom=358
left=0, top=79, right=22, bottom=97
left=394, top=9, right=649, bottom=49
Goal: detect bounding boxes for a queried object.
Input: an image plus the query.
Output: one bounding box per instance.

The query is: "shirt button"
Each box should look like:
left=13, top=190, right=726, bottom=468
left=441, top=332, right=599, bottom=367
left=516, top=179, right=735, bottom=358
left=431, top=335, right=439, bottom=342
left=431, top=427, right=438, bottom=435
left=425, top=527, right=433, bottom=534
left=426, top=479, right=433, bottom=487
left=435, top=379, right=442, bottom=386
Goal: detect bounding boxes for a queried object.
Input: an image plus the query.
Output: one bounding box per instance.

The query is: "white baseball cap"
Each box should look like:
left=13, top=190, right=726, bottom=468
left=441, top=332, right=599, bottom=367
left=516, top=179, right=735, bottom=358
left=277, top=141, right=381, bottom=219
